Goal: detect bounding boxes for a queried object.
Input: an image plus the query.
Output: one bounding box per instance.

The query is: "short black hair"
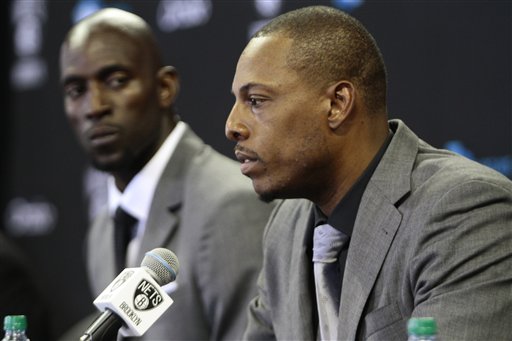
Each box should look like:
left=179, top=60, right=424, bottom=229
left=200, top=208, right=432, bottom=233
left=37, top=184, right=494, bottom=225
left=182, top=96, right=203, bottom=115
left=254, top=6, right=387, bottom=113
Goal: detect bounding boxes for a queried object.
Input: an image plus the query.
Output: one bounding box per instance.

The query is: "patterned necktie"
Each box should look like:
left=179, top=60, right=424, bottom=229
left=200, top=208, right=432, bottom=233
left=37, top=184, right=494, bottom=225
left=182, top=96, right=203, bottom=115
left=113, top=206, right=138, bottom=274
left=313, top=223, right=349, bottom=341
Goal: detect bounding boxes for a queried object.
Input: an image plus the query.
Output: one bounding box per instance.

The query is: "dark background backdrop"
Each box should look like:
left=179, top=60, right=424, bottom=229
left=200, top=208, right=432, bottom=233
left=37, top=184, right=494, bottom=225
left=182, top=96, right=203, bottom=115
left=3, top=0, right=511, bottom=339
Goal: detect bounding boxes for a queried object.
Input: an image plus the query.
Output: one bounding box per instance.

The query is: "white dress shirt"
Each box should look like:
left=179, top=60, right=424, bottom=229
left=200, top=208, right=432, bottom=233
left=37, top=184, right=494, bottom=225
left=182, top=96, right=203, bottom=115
left=107, top=121, right=186, bottom=268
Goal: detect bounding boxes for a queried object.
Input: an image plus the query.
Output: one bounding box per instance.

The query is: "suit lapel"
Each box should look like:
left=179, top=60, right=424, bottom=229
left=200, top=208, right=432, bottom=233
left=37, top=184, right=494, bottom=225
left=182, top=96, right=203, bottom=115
left=337, top=120, right=419, bottom=339
left=88, top=210, right=119, bottom=295
left=138, top=190, right=180, bottom=262
left=338, top=191, right=402, bottom=340
left=290, top=205, right=317, bottom=340
left=137, top=125, right=200, bottom=262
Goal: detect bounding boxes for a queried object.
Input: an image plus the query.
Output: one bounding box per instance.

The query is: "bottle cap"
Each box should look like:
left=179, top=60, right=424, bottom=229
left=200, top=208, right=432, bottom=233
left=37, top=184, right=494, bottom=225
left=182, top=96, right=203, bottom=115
left=407, top=317, right=437, bottom=336
left=3, top=315, right=27, bottom=331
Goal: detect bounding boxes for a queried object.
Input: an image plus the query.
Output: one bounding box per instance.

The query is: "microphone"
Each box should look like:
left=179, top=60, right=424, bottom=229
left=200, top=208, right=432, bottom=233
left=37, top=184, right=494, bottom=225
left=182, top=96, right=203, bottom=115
left=80, top=248, right=180, bottom=341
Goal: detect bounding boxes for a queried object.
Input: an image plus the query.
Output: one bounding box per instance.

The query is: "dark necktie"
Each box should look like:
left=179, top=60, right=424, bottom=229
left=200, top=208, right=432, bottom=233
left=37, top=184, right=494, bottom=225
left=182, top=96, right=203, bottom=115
left=113, top=206, right=138, bottom=274
left=312, top=223, right=349, bottom=340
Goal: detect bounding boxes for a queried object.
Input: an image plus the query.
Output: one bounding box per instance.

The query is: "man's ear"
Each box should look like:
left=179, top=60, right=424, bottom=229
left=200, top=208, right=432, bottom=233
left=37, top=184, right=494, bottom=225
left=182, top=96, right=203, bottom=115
left=157, top=66, right=180, bottom=108
left=327, top=81, right=355, bottom=130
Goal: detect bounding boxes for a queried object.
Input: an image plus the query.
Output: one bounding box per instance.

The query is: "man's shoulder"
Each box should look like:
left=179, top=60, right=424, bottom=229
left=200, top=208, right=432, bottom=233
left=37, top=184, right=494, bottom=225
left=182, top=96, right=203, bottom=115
left=173, top=140, right=275, bottom=215
left=190, top=146, right=253, bottom=190
left=389, top=120, right=512, bottom=196
left=413, top=142, right=512, bottom=195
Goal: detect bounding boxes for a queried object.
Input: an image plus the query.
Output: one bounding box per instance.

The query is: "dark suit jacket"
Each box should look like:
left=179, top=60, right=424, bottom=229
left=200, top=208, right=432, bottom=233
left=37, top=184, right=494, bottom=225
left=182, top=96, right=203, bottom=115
left=244, top=119, right=512, bottom=340
left=87, top=124, right=275, bottom=340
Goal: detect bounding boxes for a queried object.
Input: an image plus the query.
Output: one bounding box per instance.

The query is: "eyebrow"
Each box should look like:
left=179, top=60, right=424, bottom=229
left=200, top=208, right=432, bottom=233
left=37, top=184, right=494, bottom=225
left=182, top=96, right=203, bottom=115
left=61, top=64, right=131, bottom=87
left=234, top=82, right=274, bottom=96
left=231, top=82, right=255, bottom=95
left=61, top=75, right=81, bottom=87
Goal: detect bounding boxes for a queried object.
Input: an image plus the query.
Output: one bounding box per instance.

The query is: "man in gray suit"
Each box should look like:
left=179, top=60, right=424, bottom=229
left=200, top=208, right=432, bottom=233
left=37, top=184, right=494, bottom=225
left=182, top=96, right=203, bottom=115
left=225, top=6, right=512, bottom=340
left=59, top=8, right=275, bottom=340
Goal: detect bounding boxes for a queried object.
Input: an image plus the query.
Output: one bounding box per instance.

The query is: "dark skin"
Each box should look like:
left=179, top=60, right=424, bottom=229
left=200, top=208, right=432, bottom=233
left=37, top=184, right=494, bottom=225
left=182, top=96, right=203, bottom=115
left=225, top=35, right=389, bottom=215
left=60, top=9, right=179, bottom=191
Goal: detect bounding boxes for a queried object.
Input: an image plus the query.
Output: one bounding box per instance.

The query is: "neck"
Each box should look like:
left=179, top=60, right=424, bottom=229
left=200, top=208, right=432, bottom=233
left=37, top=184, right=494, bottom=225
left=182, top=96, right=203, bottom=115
left=114, top=116, right=177, bottom=192
left=317, top=116, right=389, bottom=216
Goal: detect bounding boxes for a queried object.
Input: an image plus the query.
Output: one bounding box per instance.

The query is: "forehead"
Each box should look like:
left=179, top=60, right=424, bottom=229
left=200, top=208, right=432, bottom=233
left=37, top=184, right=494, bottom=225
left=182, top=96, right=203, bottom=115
left=60, top=28, right=147, bottom=76
left=233, top=35, right=301, bottom=91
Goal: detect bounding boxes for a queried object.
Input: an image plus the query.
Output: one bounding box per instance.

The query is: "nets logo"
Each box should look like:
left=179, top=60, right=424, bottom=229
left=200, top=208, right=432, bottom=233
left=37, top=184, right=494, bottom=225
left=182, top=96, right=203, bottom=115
left=133, top=279, right=164, bottom=311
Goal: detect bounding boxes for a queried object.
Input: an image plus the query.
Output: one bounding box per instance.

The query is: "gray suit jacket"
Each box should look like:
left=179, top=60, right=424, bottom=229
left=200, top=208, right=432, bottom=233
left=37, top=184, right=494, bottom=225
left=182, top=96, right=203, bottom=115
left=87, top=124, right=275, bottom=340
left=244, top=119, right=512, bottom=340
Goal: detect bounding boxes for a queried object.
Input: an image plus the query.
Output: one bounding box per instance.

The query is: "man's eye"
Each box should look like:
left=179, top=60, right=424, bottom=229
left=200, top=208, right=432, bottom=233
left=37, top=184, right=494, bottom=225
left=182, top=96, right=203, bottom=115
left=106, top=74, right=129, bottom=89
left=248, top=97, right=265, bottom=107
left=64, top=84, right=85, bottom=100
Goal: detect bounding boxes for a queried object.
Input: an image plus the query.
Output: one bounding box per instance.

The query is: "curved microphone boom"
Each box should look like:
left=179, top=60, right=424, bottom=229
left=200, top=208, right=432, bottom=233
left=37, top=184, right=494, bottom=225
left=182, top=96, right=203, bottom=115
left=80, top=248, right=180, bottom=341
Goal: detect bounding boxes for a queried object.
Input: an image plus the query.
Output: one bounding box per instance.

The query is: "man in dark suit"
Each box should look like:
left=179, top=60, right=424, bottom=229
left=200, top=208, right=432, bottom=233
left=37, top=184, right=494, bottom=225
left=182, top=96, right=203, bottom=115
left=225, top=5, right=512, bottom=340
left=59, top=8, right=275, bottom=340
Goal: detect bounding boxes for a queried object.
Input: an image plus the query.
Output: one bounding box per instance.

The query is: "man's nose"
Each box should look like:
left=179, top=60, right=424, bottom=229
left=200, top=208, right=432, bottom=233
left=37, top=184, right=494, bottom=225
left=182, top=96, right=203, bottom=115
left=225, top=104, right=249, bottom=142
left=85, top=83, right=109, bottom=119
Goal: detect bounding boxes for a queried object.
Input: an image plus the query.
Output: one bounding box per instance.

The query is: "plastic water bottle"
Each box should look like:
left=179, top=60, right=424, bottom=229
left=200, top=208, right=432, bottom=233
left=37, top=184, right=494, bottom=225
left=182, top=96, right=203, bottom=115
left=407, top=317, right=438, bottom=341
left=2, top=315, right=30, bottom=341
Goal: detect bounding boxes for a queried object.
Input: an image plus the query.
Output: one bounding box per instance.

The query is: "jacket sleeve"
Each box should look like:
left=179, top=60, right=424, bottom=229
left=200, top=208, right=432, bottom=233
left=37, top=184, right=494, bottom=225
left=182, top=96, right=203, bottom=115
left=409, top=178, right=512, bottom=340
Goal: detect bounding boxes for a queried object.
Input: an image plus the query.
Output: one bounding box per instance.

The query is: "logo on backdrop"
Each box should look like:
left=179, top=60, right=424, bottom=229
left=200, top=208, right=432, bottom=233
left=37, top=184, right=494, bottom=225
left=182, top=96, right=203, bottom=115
left=4, top=197, right=57, bottom=236
left=133, top=280, right=164, bottom=311
left=71, top=0, right=132, bottom=23
left=247, top=0, right=283, bottom=39
left=331, top=0, right=365, bottom=12
left=11, top=0, right=48, bottom=90
left=444, top=140, right=512, bottom=178
left=157, top=0, right=212, bottom=32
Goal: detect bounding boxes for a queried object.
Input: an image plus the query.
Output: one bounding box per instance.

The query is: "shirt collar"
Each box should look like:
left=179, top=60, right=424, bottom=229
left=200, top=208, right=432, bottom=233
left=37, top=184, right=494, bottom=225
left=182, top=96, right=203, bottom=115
left=108, top=121, right=187, bottom=220
left=314, top=130, right=393, bottom=236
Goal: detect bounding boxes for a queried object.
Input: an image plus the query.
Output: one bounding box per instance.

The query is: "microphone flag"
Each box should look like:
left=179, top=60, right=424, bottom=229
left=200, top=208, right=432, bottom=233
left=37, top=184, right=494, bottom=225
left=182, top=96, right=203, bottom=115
left=93, top=267, right=174, bottom=337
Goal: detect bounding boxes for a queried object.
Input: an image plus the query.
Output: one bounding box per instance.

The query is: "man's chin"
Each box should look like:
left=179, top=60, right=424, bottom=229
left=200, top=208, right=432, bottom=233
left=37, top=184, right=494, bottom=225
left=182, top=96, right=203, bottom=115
left=90, top=157, right=124, bottom=173
left=254, top=183, right=278, bottom=203
left=253, top=180, right=303, bottom=203
left=258, top=192, right=276, bottom=203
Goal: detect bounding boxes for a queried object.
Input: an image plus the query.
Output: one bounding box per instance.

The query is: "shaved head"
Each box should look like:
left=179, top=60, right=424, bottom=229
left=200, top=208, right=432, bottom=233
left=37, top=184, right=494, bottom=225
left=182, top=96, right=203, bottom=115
left=62, top=8, right=163, bottom=73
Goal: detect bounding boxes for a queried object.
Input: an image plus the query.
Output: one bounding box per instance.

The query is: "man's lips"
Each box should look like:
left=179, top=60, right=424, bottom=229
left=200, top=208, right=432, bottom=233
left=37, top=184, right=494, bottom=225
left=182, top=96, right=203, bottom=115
left=86, top=125, right=120, bottom=147
left=234, top=147, right=259, bottom=175
left=235, top=150, right=257, bottom=163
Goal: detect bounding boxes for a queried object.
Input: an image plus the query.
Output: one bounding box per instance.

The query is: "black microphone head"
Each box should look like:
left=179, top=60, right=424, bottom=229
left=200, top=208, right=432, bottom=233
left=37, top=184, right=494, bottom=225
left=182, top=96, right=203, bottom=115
left=141, top=248, right=180, bottom=286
